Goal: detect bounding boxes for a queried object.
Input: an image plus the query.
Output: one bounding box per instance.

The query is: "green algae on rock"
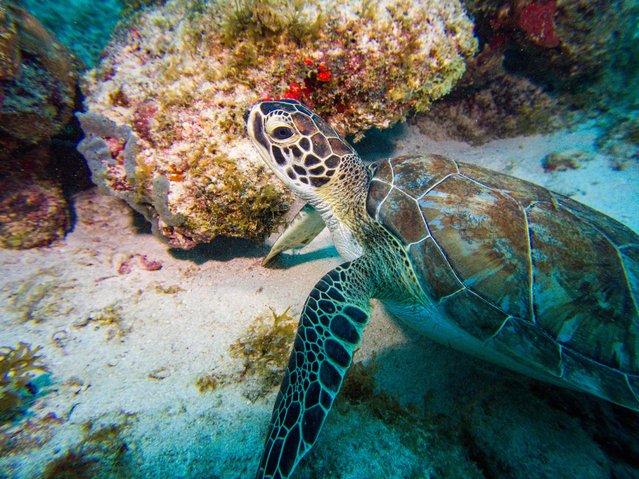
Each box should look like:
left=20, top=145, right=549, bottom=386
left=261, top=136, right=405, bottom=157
left=41, top=415, right=137, bottom=479
left=191, top=307, right=296, bottom=400
left=78, top=0, right=477, bottom=248
left=229, top=306, right=297, bottom=401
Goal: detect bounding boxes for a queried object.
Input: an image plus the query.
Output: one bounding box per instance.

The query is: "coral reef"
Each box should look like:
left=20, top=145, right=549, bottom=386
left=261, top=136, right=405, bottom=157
left=464, top=0, right=637, bottom=97
left=0, top=2, right=77, bottom=142
left=414, top=47, right=564, bottom=145
left=0, top=170, right=71, bottom=249
left=0, top=2, right=81, bottom=249
left=0, top=342, right=50, bottom=423
left=78, top=0, right=477, bottom=248
left=449, top=0, right=639, bottom=153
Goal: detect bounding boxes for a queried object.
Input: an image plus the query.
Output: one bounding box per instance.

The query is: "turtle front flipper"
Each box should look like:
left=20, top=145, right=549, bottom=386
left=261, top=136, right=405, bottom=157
left=263, top=204, right=326, bottom=266
left=256, top=259, right=372, bottom=479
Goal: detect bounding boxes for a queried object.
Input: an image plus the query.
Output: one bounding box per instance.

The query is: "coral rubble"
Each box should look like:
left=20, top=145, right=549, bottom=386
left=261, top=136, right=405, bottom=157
left=78, top=0, right=477, bottom=248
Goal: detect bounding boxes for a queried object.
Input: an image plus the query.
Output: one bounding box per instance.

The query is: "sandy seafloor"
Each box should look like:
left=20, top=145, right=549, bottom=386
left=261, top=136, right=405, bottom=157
left=1, top=121, right=638, bottom=479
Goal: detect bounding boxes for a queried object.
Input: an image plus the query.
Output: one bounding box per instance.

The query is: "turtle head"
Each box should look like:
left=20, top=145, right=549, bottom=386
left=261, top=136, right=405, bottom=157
left=247, top=100, right=360, bottom=202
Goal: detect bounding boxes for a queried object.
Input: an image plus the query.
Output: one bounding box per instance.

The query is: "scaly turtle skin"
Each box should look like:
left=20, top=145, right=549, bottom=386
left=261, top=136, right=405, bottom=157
left=246, top=99, right=639, bottom=479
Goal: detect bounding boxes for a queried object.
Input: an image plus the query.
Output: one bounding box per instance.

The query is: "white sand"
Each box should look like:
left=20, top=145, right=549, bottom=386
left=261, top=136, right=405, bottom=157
left=1, top=122, right=637, bottom=478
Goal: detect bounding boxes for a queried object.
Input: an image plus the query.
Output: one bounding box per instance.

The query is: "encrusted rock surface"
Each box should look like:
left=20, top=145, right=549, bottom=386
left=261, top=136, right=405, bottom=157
left=78, top=0, right=478, bottom=248
left=0, top=3, right=79, bottom=249
left=0, top=144, right=70, bottom=249
left=0, top=2, right=77, bottom=143
left=414, top=45, right=564, bottom=145
left=464, top=0, right=637, bottom=96
left=414, top=0, right=639, bottom=148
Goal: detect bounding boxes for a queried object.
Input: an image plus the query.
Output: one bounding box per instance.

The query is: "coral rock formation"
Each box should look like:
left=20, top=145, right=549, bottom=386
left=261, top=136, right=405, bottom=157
left=78, top=0, right=477, bottom=248
left=0, top=3, right=79, bottom=249
left=415, top=45, right=563, bottom=145
left=465, top=0, right=636, bottom=92
left=0, top=2, right=77, bottom=142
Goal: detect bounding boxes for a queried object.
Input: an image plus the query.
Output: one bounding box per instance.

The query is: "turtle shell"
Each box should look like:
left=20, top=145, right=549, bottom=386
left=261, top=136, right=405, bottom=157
left=366, top=154, right=639, bottom=408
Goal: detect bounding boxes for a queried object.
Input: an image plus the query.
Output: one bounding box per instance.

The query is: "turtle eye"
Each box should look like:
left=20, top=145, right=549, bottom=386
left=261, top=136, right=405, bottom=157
left=272, top=126, right=294, bottom=140
left=265, top=116, right=299, bottom=144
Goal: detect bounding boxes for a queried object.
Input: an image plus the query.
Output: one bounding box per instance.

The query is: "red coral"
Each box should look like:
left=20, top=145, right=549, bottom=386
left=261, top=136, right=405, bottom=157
left=317, top=64, right=332, bottom=82
left=282, top=79, right=314, bottom=103
left=518, top=2, right=560, bottom=48
left=266, top=60, right=335, bottom=107
left=283, top=82, right=304, bottom=101
left=317, top=71, right=331, bottom=82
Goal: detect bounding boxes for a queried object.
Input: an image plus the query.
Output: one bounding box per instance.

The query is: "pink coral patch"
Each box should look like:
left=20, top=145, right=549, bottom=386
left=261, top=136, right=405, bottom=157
left=518, top=2, right=561, bottom=48
left=117, top=254, right=163, bottom=274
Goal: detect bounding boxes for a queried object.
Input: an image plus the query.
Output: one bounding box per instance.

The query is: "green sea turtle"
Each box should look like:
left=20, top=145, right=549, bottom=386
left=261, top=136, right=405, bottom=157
left=246, top=99, right=639, bottom=479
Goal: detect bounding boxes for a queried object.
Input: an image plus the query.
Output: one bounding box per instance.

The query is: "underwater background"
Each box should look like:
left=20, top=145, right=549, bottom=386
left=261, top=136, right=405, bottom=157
left=1, top=0, right=638, bottom=478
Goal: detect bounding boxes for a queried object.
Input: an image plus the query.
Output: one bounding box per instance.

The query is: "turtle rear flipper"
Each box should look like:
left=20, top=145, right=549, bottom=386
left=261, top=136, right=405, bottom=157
left=256, top=259, right=372, bottom=478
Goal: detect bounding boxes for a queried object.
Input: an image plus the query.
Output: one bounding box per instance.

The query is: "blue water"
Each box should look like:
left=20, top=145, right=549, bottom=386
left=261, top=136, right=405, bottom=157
left=18, top=0, right=123, bottom=68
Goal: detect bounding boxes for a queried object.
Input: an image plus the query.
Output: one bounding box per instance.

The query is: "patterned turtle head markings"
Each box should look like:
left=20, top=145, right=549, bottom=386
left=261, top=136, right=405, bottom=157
left=248, top=100, right=357, bottom=192
left=299, top=137, right=311, bottom=151
left=253, top=99, right=371, bottom=191
left=310, top=133, right=331, bottom=158
left=292, top=112, right=318, bottom=136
